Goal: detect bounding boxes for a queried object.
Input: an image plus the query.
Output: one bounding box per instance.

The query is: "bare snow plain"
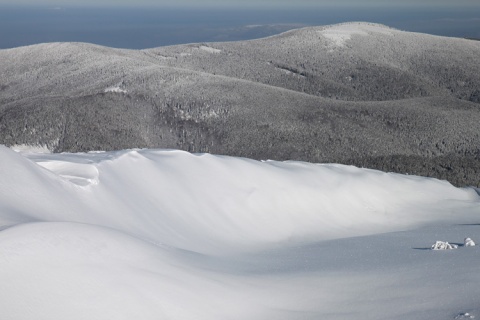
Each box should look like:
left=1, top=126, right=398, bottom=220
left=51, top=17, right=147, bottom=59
left=0, top=145, right=479, bottom=320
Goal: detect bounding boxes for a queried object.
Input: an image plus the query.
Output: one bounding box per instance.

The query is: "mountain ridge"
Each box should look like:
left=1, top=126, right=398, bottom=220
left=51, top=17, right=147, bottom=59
left=1, top=22, right=479, bottom=186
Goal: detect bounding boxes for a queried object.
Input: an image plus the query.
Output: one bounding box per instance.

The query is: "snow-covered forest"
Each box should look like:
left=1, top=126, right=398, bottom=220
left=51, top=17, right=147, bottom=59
left=1, top=23, right=479, bottom=186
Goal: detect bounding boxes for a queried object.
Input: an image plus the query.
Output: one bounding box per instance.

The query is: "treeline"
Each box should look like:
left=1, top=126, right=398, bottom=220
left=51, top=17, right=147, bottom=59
left=345, top=153, right=480, bottom=187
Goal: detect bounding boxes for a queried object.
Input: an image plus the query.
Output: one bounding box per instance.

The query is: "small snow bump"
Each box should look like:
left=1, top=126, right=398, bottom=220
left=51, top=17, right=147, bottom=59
left=464, top=237, right=475, bottom=247
left=431, top=241, right=458, bottom=250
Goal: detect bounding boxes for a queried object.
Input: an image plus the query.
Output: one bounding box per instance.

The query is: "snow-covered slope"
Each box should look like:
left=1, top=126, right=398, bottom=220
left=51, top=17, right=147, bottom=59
left=1, top=146, right=479, bottom=319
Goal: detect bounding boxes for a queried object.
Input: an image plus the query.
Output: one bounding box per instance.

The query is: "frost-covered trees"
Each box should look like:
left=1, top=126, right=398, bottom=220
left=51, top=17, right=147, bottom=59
left=1, top=23, right=480, bottom=186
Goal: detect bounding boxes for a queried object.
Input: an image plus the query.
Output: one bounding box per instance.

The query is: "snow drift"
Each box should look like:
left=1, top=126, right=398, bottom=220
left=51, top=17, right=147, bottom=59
left=0, top=145, right=479, bottom=320
left=2, top=145, right=478, bottom=253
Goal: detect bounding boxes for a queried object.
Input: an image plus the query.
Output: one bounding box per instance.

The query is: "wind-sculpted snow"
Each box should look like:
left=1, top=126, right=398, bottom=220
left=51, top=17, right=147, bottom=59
left=0, top=146, right=480, bottom=320
left=1, top=146, right=478, bottom=253
left=1, top=23, right=480, bottom=187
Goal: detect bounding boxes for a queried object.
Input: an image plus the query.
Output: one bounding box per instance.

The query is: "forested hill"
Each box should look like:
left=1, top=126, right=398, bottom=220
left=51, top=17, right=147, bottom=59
left=1, top=22, right=479, bottom=186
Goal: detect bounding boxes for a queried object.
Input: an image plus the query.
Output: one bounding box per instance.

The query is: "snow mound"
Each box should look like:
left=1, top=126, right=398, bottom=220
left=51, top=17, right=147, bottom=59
left=1, top=146, right=479, bottom=254
left=464, top=237, right=476, bottom=247
left=431, top=241, right=458, bottom=250
left=0, top=222, right=246, bottom=319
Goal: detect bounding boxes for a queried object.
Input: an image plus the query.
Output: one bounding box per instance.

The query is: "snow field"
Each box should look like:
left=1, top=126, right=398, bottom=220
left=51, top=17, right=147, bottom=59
left=319, top=22, right=394, bottom=47
left=0, top=145, right=479, bottom=320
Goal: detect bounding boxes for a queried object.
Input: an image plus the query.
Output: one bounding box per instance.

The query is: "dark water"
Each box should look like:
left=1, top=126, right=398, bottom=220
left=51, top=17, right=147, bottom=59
left=0, top=5, right=479, bottom=49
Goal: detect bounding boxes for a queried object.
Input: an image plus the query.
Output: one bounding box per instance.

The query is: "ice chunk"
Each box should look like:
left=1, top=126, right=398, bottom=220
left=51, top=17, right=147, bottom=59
left=464, top=237, right=476, bottom=247
left=455, top=312, right=475, bottom=319
left=431, top=241, right=458, bottom=250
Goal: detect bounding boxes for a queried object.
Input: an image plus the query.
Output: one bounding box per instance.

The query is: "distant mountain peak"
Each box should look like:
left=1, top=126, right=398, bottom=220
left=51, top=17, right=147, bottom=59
left=317, top=22, right=395, bottom=47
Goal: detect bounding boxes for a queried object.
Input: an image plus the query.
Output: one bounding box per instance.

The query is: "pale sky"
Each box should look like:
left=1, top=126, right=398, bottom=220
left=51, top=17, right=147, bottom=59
left=1, top=0, right=479, bottom=7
